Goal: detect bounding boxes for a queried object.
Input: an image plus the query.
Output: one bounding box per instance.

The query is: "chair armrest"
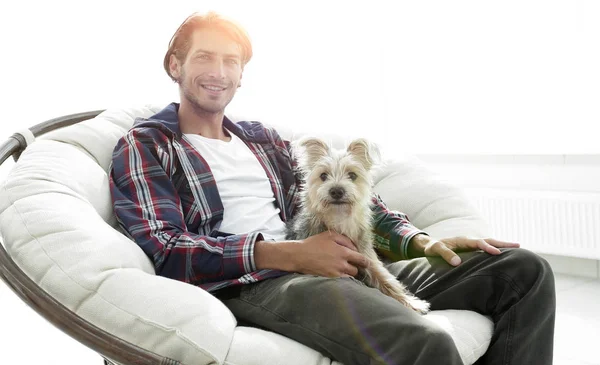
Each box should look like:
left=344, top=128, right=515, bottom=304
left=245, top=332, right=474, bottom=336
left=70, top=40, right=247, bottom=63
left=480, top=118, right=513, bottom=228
left=0, top=137, right=237, bottom=365
left=373, top=158, right=491, bottom=239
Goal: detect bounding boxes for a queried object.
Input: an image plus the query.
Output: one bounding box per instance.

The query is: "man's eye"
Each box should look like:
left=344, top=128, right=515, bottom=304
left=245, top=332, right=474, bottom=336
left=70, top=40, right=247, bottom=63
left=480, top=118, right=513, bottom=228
left=348, top=172, right=357, bottom=181
left=226, top=59, right=239, bottom=65
left=320, top=173, right=328, bottom=181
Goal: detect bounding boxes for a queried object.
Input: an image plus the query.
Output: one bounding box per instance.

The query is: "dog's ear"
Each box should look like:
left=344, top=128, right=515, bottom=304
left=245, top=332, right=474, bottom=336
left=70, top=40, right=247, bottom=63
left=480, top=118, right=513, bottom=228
left=347, top=138, right=381, bottom=170
left=293, top=137, right=330, bottom=169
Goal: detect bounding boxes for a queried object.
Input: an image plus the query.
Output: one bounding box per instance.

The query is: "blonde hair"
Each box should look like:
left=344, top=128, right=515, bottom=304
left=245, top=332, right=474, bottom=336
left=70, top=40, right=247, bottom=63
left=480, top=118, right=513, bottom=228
left=163, top=11, right=253, bottom=81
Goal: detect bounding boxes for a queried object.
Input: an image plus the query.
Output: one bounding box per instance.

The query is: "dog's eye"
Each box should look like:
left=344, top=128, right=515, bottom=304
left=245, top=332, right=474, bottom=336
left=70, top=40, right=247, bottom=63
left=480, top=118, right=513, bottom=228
left=320, top=173, right=328, bottom=181
left=348, top=172, right=357, bottom=181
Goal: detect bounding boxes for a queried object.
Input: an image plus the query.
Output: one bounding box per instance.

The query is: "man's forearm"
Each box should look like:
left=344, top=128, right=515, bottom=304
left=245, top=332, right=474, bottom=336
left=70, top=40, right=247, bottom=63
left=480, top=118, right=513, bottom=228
left=254, top=240, right=298, bottom=272
left=407, top=233, right=432, bottom=258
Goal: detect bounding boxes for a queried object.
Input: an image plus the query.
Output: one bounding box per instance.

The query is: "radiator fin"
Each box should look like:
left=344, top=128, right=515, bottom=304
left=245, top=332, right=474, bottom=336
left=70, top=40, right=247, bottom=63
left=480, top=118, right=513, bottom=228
left=465, top=188, right=600, bottom=259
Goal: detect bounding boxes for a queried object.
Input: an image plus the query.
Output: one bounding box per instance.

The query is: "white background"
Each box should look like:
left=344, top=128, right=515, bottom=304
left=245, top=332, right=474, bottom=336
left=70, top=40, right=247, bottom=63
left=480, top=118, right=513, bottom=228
left=0, top=0, right=598, bottom=153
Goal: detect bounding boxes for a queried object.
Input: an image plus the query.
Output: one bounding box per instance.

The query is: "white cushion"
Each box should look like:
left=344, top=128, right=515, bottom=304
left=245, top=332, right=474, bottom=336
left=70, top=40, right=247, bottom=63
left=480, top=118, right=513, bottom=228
left=225, top=327, right=344, bottom=365
left=423, top=310, right=493, bottom=365
left=0, top=104, right=493, bottom=365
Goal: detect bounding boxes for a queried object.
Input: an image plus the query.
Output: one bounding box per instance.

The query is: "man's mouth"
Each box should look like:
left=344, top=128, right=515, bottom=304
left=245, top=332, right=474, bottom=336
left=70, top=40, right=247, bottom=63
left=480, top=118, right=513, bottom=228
left=202, top=84, right=227, bottom=92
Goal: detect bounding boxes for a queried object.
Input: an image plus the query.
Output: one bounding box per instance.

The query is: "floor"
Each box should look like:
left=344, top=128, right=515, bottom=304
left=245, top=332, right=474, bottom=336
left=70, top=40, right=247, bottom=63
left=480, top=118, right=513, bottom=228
left=0, top=273, right=598, bottom=364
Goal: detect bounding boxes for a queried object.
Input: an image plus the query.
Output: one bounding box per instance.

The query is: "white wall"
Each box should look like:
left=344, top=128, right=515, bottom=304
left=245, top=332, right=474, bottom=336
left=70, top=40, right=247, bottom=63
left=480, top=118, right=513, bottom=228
left=0, top=0, right=598, bottom=153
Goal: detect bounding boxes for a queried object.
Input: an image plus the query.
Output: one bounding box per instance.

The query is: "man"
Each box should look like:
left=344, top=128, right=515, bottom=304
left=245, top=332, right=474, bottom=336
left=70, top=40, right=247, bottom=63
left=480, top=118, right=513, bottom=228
left=109, top=11, right=555, bottom=365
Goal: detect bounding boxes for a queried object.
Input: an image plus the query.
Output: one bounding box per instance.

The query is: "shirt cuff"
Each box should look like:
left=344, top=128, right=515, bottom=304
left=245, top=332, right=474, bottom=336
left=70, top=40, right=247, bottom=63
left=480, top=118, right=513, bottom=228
left=399, top=230, right=429, bottom=259
left=222, top=232, right=263, bottom=278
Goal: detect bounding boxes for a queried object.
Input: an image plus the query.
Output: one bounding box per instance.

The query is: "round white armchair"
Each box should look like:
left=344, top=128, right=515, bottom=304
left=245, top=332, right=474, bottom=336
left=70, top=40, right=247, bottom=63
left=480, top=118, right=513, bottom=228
left=0, top=105, right=493, bottom=365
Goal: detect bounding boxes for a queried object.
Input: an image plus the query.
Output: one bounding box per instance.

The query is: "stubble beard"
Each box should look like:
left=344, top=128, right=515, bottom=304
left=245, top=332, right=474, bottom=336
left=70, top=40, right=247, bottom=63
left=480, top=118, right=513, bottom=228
left=178, top=72, right=235, bottom=116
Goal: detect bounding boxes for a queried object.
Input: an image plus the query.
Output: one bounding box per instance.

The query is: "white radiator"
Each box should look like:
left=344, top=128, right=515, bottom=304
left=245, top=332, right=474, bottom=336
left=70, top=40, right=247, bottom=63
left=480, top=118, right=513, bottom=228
left=464, top=188, right=600, bottom=260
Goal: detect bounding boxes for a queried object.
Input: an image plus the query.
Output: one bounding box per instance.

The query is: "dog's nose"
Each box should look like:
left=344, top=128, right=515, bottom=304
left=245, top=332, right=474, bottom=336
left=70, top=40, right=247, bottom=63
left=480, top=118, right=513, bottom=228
left=329, top=187, right=345, bottom=200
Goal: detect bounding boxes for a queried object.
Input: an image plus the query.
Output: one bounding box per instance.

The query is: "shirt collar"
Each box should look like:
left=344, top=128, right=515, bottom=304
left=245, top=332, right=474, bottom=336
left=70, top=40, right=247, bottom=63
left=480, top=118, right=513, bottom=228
left=137, top=102, right=267, bottom=143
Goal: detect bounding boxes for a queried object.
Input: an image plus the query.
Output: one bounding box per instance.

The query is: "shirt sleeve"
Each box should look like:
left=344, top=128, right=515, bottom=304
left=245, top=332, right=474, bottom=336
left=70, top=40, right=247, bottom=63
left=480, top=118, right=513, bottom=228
left=370, top=193, right=428, bottom=260
left=109, top=128, right=261, bottom=285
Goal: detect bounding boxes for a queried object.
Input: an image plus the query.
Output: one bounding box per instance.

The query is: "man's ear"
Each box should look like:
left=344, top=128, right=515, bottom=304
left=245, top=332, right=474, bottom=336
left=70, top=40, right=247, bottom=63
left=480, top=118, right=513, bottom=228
left=169, top=54, right=181, bottom=81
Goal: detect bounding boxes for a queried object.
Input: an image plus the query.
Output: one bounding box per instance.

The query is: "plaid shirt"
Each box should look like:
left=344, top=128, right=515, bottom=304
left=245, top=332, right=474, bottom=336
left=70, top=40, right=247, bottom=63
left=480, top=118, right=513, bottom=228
left=109, top=103, right=426, bottom=293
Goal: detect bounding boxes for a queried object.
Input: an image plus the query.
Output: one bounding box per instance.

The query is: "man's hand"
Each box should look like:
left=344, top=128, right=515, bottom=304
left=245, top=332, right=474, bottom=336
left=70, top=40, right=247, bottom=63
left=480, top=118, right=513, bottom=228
left=409, top=234, right=521, bottom=266
left=255, top=231, right=369, bottom=277
left=294, top=231, right=370, bottom=277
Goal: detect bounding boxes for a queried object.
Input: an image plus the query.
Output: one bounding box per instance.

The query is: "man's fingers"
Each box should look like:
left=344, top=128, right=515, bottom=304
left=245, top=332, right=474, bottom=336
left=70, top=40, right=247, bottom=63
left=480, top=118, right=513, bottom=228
left=448, top=236, right=519, bottom=253
left=428, top=241, right=461, bottom=266
left=346, top=250, right=370, bottom=268
left=484, top=238, right=521, bottom=248
left=343, top=263, right=359, bottom=277
left=329, top=231, right=358, bottom=251
left=476, top=239, right=502, bottom=255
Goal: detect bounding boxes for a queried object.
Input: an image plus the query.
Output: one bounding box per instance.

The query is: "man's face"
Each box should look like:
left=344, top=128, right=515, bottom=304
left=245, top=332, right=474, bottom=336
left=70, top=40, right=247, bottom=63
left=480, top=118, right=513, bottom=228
left=172, top=27, right=243, bottom=114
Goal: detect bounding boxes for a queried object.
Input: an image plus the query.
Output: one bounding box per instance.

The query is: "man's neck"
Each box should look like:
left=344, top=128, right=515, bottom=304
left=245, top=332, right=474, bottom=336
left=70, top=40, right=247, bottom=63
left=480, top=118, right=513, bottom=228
left=178, top=101, right=230, bottom=141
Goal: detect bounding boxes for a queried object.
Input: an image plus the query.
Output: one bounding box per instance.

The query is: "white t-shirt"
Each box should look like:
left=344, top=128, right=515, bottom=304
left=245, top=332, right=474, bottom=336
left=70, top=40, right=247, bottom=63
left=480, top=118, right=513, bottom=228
left=184, top=130, right=287, bottom=241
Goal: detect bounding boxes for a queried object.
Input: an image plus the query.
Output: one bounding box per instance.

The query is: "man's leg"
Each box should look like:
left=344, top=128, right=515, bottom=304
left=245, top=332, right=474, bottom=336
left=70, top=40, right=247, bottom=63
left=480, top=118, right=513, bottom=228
left=386, top=248, right=556, bottom=365
left=219, top=273, right=463, bottom=365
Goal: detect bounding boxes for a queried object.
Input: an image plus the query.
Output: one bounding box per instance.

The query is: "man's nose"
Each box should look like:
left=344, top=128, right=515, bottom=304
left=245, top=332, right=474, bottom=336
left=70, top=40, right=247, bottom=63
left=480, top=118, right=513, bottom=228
left=207, top=59, right=226, bottom=79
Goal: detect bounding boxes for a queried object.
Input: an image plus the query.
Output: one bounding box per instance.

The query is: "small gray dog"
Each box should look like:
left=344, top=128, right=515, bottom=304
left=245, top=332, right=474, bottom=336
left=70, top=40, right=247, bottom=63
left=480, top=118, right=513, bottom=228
left=286, top=137, right=430, bottom=314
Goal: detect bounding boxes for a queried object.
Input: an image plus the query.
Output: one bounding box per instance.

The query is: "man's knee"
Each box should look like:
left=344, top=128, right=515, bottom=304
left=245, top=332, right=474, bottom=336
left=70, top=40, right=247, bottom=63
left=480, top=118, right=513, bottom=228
left=499, top=248, right=555, bottom=292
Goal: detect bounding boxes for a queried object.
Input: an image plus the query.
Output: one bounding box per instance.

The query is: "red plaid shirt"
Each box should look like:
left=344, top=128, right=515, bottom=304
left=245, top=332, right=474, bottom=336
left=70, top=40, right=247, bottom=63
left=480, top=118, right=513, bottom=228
left=109, top=103, right=425, bottom=292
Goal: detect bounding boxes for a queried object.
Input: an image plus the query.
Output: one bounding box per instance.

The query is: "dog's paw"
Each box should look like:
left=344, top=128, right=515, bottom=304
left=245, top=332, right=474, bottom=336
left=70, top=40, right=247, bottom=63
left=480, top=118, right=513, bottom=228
left=387, top=291, right=431, bottom=314
left=405, top=296, right=431, bottom=315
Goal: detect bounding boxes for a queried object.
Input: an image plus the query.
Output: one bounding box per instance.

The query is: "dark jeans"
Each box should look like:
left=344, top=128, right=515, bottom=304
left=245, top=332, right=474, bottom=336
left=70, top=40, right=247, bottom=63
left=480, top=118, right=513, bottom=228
left=218, top=248, right=556, bottom=365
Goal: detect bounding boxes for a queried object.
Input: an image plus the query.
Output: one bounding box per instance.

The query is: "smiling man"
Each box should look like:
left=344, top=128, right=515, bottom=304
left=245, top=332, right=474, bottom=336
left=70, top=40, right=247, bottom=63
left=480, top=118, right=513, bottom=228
left=109, top=11, right=556, bottom=365
left=166, top=20, right=246, bottom=139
